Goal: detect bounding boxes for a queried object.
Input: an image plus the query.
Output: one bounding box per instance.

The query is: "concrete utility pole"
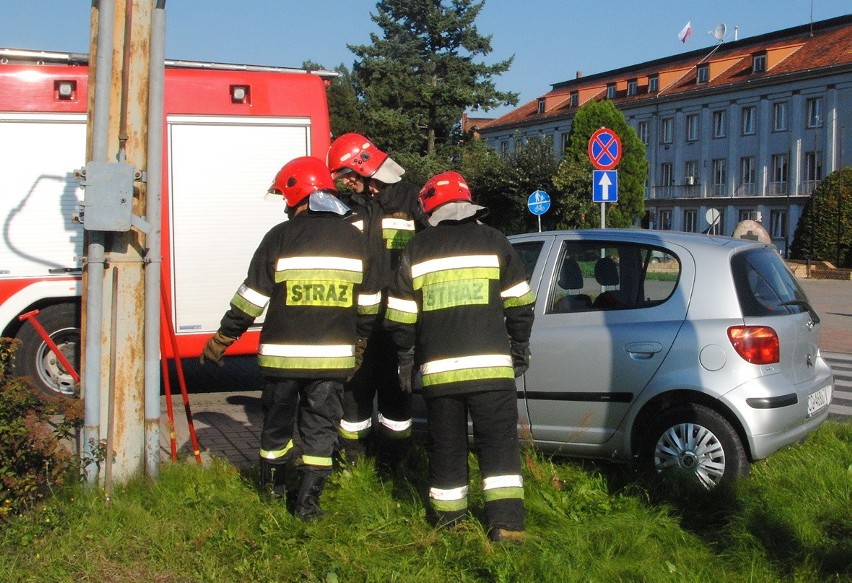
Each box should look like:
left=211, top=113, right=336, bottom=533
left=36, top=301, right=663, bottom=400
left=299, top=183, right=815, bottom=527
left=83, top=0, right=152, bottom=486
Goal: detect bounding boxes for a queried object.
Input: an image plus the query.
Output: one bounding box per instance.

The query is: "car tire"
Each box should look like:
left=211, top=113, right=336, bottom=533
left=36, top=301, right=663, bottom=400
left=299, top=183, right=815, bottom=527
left=12, top=304, right=81, bottom=399
left=642, top=403, right=749, bottom=490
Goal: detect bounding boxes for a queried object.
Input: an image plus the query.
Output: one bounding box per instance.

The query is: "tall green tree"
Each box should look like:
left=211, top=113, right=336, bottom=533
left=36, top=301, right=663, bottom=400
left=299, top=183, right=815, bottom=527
left=790, top=167, right=852, bottom=267
left=552, top=100, right=647, bottom=228
left=302, top=61, right=367, bottom=138
left=350, top=0, right=517, bottom=155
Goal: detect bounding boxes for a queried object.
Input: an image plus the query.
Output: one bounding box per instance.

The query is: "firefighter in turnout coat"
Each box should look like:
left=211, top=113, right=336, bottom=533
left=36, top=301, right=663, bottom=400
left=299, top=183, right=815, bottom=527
left=327, top=133, right=426, bottom=470
left=200, top=156, right=379, bottom=521
left=384, top=171, right=536, bottom=542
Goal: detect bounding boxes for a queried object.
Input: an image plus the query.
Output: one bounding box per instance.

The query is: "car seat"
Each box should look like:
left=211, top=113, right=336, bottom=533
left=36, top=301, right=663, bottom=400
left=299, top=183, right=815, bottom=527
left=592, top=256, right=622, bottom=309
left=552, top=259, right=592, bottom=312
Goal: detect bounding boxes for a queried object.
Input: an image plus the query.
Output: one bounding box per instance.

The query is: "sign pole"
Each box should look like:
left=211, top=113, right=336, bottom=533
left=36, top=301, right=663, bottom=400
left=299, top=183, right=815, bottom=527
left=600, top=202, right=605, bottom=229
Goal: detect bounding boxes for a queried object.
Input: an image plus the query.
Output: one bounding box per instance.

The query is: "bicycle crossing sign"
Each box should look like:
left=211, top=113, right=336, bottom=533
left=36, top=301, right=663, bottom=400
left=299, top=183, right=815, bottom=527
left=588, top=128, right=622, bottom=170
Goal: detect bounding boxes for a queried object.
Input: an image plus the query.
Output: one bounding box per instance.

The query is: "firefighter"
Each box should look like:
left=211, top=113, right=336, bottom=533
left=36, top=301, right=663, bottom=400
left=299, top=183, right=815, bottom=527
left=200, top=156, right=379, bottom=521
left=384, top=171, right=536, bottom=542
left=326, top=133, right=426, bottom=472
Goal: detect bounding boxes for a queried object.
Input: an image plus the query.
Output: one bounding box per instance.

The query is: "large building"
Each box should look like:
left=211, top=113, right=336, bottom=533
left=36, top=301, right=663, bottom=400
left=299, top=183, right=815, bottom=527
left=479, top=16, right=851, bottom=255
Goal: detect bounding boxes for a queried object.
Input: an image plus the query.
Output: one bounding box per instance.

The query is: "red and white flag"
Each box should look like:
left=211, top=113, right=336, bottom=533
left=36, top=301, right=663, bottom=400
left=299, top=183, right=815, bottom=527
left=678, top=20, right=692, bottom=43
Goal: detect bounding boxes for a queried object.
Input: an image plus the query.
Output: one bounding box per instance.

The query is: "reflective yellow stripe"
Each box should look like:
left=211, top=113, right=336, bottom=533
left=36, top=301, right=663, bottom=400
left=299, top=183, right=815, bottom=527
left=413, top=266, right=499, bottom=290
left=258, top=343, right=355, bottom=371
left=301, top=454, right=333, bottom=467
left=503, top=290, right=536, bottom=309
left=231, top=284, right=269, bottom=317
left=429, top=485, right=469, bottom=512
left=259, top=440, right=294, bottom=461
left=339, top=418, right=372, bottom=439
left=386, top=295, right=418, bottom=324
left=411, top=255, right=499, bottom=279
left=377, top=413, right=412, bottom=438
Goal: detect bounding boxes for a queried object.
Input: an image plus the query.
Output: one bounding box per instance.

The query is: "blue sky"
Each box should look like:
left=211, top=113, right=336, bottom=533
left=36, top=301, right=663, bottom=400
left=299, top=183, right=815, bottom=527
left=2, top=1, right=849, bottom=117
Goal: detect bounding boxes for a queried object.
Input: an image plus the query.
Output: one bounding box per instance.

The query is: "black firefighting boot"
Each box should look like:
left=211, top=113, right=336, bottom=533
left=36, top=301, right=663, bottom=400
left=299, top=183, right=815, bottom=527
left=294, top=469, right=329, bottom=522
left=375, top=434, right=411, bottom=476
left=336, top=435, right=368, bottom=468
left=259, top=459, right=292, bottom=500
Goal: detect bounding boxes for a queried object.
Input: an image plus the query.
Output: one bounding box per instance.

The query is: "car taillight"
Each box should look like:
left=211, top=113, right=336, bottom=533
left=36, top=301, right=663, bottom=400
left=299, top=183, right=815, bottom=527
left=727, top=326, right=780, bottom=364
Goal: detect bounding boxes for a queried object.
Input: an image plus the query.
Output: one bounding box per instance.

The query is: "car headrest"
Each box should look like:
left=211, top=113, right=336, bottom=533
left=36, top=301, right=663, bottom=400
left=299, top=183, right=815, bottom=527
left=594, top=257, right=619, bottom=287
left=558, top=259, right=584, bottom=290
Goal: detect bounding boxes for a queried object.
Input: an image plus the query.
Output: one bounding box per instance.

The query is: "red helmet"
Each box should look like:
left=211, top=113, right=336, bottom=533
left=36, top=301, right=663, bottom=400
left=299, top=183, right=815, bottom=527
left=327, top=133, right=388, bottom=178
left=418, top=171, right=472, bottom=214
left=269, top=156, right=336, bottom=207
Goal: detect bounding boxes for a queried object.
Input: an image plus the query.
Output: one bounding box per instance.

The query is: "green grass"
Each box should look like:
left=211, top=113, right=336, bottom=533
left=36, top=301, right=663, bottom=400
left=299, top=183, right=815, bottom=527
left=1, top=421, right=849, bottom=582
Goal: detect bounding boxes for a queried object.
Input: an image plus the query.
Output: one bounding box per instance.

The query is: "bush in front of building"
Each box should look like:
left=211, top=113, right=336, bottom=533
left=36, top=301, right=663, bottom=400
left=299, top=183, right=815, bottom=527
left=791, top=167, right=852, bottom=268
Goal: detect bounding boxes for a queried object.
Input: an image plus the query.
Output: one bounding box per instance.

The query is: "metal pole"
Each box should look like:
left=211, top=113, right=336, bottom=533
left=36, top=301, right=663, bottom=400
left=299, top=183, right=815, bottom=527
left=600, top=202, right=605, bottom=229
left=82, top=0, right=115, bottom=484
left=144, top=0, right=166, bottom=478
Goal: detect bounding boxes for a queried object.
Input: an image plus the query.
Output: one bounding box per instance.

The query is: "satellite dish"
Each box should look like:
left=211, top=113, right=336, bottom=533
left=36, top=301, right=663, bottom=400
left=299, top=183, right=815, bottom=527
left=714, top=23, right=727, bottom=41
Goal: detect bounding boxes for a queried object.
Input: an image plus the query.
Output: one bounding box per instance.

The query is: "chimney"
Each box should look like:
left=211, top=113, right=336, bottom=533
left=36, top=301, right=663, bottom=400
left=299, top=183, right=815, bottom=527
left=576, top=70, right=583, bottom=78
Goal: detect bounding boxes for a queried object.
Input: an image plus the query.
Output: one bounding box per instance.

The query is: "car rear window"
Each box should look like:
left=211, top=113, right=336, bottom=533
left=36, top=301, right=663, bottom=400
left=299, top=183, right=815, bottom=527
left=731, top=248, right=811, bottom=317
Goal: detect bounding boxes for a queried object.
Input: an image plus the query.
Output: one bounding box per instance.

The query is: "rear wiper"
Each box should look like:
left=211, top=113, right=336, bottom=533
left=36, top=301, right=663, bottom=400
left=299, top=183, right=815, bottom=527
left=779, top=300, right=820, bottom=324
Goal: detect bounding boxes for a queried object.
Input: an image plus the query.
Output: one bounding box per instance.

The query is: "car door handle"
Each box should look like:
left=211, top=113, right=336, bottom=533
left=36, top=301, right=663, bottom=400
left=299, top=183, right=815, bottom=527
left=625, top=342, right=663, bottom=359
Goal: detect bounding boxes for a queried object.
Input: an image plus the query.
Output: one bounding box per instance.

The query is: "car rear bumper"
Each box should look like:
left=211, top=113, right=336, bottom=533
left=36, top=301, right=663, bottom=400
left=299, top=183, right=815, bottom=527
left=723, top=364, right=834, bottom=460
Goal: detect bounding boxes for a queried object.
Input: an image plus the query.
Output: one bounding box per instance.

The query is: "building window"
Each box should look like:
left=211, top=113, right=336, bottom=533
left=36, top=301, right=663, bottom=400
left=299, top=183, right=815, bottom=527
left=803, top=150, right=823, bottom=194
left=770, top=209, right=787, bottom=240
left=739, top=209, right=761, bottom=222
left=806, top=97, right=823, bottom=128
left=697, top=64, right=709, bottom=84
left=661, top=117, right=673, bottom=144
left=685, top=160, right=698, bottom=186
left=561, top=132, right=570, bottom=155
left=770, top=153, right=788, bottom=195
left=648, top=75, right=659, bottom=93
left=660, top=163, right=674, bottom=198
left=713, top=110, right=727, bottom=138
left=773, top=102, right=788, bottom=132
left=500, top=141, right=509, bottom=156
left=658, top=209, right=672, bottom=230
left=537, top=98, right=545, bottom=114
left=741, top=106, right=756, bottom=135
left=739, top=156, right=756, bottom=196
left=570, top=91, right=579, bottom=107
left=606, top=83, right=616, bottom=99
left=684, top=210, right=698, bottom=233
left=712, top=158, right=727, bottom=196
left=686, top=114, right=699, bottom=142
left=627, top=79, right=637, bottom=96
left=637, top=120, right=649, bottom=145
left=752, top=53, right=766, bottom=73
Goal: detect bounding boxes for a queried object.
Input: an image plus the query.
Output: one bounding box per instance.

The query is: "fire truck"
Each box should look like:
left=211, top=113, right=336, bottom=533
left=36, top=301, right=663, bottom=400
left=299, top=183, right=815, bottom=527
left=0, top=48, right=333, bottom=396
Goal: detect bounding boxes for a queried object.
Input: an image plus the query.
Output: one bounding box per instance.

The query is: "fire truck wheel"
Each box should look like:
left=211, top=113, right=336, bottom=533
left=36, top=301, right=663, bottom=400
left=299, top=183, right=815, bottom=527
left=13, top=304, right=81, bottom=399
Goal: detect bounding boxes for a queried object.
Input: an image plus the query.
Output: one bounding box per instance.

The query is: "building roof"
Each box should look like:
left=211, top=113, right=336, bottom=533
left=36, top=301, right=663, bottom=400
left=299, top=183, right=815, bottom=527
left=482, top=15, right=852, bottom=132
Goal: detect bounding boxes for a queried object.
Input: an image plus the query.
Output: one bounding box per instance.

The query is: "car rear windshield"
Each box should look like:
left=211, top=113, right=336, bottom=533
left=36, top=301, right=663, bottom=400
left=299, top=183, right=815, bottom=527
left=731, top=248, right=812, bottom=317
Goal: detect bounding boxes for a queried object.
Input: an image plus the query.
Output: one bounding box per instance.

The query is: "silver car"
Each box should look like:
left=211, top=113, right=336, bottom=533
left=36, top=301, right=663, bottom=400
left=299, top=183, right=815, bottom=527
left=411, top=229, right=834, bottom=490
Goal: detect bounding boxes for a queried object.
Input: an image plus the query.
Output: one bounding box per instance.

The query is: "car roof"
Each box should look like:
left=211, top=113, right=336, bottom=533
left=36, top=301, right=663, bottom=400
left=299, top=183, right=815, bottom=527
left=508, top=229, right=771, bottom=254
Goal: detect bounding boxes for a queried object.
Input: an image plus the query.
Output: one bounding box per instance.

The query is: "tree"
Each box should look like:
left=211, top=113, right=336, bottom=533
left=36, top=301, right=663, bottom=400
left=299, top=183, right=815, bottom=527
left=302, top=61, right=367, bottom=138
left=552, top=100, right=647, bottom=228
left=349, top=0, right=517, bottom=156
left=790, top=167, right=852, bottom=267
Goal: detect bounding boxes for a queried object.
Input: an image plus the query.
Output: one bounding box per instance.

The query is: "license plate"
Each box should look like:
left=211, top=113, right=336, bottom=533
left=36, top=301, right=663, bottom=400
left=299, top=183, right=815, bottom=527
left=807, top=385, right=831, bottom=417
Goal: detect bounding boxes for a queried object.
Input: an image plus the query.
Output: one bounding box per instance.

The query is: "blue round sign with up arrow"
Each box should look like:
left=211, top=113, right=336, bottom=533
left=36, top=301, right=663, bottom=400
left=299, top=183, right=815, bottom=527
left=527, top=190, right=550, bottom=215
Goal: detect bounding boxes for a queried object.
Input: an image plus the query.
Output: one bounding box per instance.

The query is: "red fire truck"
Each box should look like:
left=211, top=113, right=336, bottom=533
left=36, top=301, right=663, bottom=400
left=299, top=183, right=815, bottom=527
left=0, top=48, right=333, bottom=396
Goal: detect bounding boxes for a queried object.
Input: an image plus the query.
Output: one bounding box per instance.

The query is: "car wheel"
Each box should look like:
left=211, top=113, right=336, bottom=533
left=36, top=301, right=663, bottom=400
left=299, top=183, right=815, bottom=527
left=12, top=304, right=81, bottom=399
left=643, top=403, right=749, bottom=490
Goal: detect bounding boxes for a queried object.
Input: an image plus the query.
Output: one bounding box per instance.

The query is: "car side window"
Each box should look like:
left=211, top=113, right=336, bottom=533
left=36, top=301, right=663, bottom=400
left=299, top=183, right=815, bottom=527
left=511, top=241, right=545, bottom=282
left=548, top=242, right=679, bottom=313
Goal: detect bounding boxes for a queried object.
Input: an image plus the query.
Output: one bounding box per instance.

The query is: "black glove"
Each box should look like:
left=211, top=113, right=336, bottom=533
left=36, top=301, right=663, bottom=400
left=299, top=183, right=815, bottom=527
left=397, top=348, right=415, bottom=393
left=199, top=331, right=236, bottom=366
left=510, top=341, right=530, bottom=377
